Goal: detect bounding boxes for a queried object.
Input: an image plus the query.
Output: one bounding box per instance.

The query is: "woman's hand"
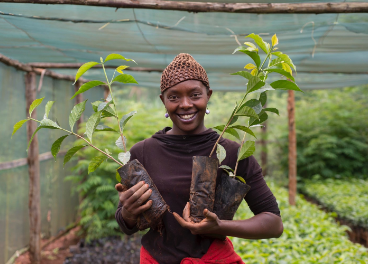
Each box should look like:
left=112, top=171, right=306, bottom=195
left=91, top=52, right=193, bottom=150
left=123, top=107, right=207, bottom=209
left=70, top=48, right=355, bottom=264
left=173, top=202, right=222, bottom=235
left=115, top=181, right=152, bottom=228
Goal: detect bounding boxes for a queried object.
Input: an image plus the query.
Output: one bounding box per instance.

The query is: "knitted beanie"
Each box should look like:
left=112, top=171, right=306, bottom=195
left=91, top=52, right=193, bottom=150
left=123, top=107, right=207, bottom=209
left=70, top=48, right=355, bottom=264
left=160, top=53, right=209, bottom=93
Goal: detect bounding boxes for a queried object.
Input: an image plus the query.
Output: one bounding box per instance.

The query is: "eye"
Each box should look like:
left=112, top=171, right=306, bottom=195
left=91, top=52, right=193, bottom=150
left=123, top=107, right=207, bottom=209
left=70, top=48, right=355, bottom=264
left=168, top=95, right=178, bottom=100
left=192, top=92, right=202, bottom=98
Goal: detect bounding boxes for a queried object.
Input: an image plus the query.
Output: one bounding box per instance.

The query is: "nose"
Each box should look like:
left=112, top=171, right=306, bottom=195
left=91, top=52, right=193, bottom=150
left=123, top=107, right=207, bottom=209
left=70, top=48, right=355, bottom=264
left=180, top=96, right=193, bottom=109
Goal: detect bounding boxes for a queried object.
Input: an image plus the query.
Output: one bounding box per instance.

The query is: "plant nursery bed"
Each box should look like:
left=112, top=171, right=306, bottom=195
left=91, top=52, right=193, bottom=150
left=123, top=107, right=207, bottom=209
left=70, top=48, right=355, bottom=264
left=15, top=226, right=80, bottom=264
left=63, top=235, right=142, bottom=264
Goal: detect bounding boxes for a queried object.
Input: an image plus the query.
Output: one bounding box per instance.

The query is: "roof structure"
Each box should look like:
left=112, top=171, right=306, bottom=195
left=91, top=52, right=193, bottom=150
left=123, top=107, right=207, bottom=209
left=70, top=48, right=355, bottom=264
left=0, top=0, right=368, bottom=91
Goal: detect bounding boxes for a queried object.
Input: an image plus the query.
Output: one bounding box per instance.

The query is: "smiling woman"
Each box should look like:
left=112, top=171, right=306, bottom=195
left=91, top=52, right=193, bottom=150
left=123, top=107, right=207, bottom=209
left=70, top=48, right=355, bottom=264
left=114, top=53, right=283, bottom=264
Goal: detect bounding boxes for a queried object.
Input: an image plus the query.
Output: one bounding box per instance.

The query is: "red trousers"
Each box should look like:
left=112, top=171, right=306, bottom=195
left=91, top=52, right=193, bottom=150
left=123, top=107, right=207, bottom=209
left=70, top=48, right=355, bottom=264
left=140, top=237, right=244, bottom=264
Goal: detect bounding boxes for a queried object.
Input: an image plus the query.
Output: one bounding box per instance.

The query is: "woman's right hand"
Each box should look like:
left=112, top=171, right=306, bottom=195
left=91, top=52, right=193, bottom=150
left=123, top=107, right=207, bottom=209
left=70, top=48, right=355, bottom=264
left=115, top=181, right=153, bottom=228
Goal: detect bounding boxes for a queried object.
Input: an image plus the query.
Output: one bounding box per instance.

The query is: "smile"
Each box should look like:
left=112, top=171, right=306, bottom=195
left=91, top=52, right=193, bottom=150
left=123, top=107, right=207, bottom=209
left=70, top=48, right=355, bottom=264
left=177, top=112, right=197, bottom=121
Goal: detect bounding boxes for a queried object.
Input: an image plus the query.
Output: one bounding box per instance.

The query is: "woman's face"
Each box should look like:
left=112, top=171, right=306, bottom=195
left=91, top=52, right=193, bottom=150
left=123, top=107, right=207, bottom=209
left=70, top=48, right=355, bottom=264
left=160, top=80, right=212, bottom=135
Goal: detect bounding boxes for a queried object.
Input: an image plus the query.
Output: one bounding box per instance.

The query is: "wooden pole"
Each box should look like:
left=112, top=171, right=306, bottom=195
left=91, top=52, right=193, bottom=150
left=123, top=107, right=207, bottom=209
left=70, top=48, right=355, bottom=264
left=0, top=1, right=367, bottom=13
left=25, top=72, right=41, bottom=264
left=287, top=90, right=297, bottom=206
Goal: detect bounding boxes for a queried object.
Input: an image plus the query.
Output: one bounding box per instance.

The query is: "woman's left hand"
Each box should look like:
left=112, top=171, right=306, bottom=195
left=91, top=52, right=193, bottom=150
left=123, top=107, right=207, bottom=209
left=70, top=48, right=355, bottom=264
left=173, top=202, right=221, bottom=235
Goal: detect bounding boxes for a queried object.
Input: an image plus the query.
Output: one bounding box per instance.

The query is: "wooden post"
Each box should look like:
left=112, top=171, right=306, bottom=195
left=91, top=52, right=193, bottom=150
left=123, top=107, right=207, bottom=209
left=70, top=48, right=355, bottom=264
left=25, top=72, right=41, bottom=264
left=260, top=119, right=268, bottom=177
left=288, top=90, right=297, bottom=206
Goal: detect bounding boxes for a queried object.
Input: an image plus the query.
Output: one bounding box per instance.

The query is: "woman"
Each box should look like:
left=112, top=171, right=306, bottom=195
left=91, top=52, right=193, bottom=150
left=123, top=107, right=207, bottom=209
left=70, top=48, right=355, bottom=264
left=115, top=53, right=283, bottom=264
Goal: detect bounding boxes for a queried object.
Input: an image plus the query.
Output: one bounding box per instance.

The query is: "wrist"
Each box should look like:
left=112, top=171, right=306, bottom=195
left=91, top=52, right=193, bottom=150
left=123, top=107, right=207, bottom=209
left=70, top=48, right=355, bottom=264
left=121, top=208, right=137, bottom=228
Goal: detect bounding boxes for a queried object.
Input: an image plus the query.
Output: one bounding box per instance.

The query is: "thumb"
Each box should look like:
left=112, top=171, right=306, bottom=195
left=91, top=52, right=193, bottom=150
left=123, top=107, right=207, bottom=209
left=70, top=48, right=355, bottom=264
left=203, top=209, right=217, bottom=220
left=115, top=183, right=124, bottom=192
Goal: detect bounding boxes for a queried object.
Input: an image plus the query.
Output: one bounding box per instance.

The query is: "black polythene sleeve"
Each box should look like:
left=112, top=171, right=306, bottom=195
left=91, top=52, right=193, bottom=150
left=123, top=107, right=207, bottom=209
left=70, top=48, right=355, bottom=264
left=239, top=156, right=281, bottom=217
left=114, top=142, right=144, bottom=235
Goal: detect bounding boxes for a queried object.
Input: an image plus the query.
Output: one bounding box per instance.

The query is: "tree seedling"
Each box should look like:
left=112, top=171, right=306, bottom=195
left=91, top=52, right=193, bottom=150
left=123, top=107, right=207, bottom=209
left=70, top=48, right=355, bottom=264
left=210, top=34, right=302, bottom=180
left=12, top=54, right=138, bottom=180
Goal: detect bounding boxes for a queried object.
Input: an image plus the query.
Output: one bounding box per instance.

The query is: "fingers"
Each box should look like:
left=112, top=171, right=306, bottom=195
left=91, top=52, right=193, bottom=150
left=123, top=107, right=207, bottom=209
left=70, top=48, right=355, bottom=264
left=183, top=202, right=191, bottom=222
left=127, top=183, right=150, bottom=205
left=203, top=209, right=217, bottom=220
left=173, top=212, right=189, bottom=228
left=115, top=183, right=124, bottom=192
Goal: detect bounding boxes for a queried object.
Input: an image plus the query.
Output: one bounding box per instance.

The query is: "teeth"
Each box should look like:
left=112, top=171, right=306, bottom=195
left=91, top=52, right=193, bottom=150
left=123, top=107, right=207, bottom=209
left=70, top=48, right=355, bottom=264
left=180, top=114, right=195, bottom=120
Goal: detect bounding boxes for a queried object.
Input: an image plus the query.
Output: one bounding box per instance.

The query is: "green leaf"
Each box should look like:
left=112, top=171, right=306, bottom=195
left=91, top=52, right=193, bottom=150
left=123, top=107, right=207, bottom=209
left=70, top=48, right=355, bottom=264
left=230, top=71, right=253, bottom=80
left=245, top=33, right=269, bottom=54
left=116, top=168, right=122, bottom=182
left=64, top=145, right=87, bottom=165
left=69, top=99, right=87, bottom=131
left=115, top=136, right=127, bottom=150
left=51, top=135, right=68, bottom=160
left=12, top=119, right=28, bottom=138
left=92, top=101, right=103, bottom=112
left=118, top=151, right=131, bottom=165
left=233, top=46, right=261, bottom=68
left=230, top=125, right=257, bottom=139
left=271, top=52, right=296, bottom=70
left=235, top=105, right=259, bottom=119
left=226, top=103, right=239, bottom=126
left=71, top=81, right=105, bottom=100
left=216, top=143, right=226, bottom=164
left=219, top=165, right=234, bottom=173
left=249, top=111, right=268, bottom=126
left=85, top=112, right=101, bottom=143
left=26, top=119, right=60, bottom=151
left=120, top=111, right=137, bottom=130
left=244, top=99, right=262, bottom=114
left=236, top=176, right=246, bottom=184
left=29, top=97, right=45, bottom=116
left=97, top=100, right=113, bottom=112
left=104, top=53, right=135, bottom=63
left=44, top=101, right=54, bottom=119
left=264, top=108, right=279, bottom=115
left=249, top=84, right=275, bottom=94
left=95, top=125, right=117, bottom=132
left=238, top=141, right=256, bottom=161
left=112, top=74, right=138, bottom=85
left=229, top=116, right=238, bottom=126
left=247, top=76, right=265, bottom=94
left=259, top=92, right=267, bottom=106
left=88, top=156, right=106, bottom=174
left=270, top=80, right=302, bottom=92
left=269, top=57, right=283, bottom=68
left=225, top=128, right=240, bottom=140
left=265, top=68, right=295, bottom=82
left=74, top=62, right=100, bottom=83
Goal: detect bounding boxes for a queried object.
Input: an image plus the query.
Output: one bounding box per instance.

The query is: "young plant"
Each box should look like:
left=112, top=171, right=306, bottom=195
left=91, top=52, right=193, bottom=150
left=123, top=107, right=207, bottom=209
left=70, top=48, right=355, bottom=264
left=211, top=34, right=302, bottom=179
left=12, top=54, right=139, bottom=176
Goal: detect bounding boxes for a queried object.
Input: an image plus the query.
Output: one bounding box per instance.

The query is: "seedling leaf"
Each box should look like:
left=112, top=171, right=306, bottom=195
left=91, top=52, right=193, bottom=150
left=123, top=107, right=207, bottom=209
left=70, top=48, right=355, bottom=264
left=116, top=65, right=129, bottom=74
left=244, top=63, right=256, bottom=70
left=216, top=143, right=226, bottom=164
left=105, top=54, right=136, bottom=63
left=235, top=105, right=258, bottom=119
left=230, top=125, right=257, bottom=139
left=264, top=108, right=279, bottom=115
left=249, top=111, right=268, bottom=126
left=29, top=97, right=44, bottom=116
left=116, top=169, right=122, bottom=182
left=120, top=111, right=137, bottom=130
left=88, top=156, right=106, bottom=174
left=64, top=145, right=87, bottom=165
left=118, top=151, right=131, bottom=165
left=225, top=128, right=240, bottom=140
left=271, top=34, right=279, bottom=46
left=247, top=76, right=265, bottom=94
left=244, top=99, right=262, bottom=114
left=265, top=68, right=295, bottom=82
left=271, top=52, right=296, bottom=70
left=112, top=74, right=138, bottom=84
left=245, top=33, right=269, bottom=54
left=237, top=48, right=261, bottom=68
left=115, top=136, right=127, bottom=150
left=44, top=101, right=54, bottom=119
left=270, top=80, right=302, bottom=92
left=12, top=119, right=28, bottom=138
left=69, top=99, right=87, bottom=131
left=230, top=71, right=252, bottom=80
left=238, top=141, right=255, bottom=161
left=219, top=165, right=234, bottom=173
left=95, top=125, right=117, bottom=132
left=259, top=92, right=267, bottom=106
left=75, top=62, right=100, bottom=83
left=236, top=176, right=246, bottom=184
left=71, top=81, right=105, bottom=99
left=85, top=112, right=101, bottom=143
left=51, top=135, right=68, bottom=160
left=249, top=84, right=275, bottom=94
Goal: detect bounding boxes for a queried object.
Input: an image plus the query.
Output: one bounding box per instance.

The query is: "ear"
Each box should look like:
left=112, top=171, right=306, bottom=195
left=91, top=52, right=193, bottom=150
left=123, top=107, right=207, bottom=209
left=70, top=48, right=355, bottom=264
left=207, top=88, right=213, bottom=101
left=159, top=93, right=165, bottom=105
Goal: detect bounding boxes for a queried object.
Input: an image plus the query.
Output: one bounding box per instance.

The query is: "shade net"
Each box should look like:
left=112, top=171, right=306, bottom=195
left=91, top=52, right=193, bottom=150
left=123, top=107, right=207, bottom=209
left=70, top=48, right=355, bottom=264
left=0, top=62, right=104, bottom=264
left=0, top=1, right=368, bottom=91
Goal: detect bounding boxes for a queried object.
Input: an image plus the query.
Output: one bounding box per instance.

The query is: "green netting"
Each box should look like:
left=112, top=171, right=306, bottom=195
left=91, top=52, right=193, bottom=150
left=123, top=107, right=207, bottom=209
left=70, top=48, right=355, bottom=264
left=0, top=2, right=368, bottom=90
left=0, top=62, right=104, bottom=264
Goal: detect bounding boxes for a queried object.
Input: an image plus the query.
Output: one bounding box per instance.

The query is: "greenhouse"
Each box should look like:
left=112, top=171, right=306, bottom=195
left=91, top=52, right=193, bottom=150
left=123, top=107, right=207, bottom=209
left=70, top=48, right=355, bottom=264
left=0, top=1, right=368, bottom=263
